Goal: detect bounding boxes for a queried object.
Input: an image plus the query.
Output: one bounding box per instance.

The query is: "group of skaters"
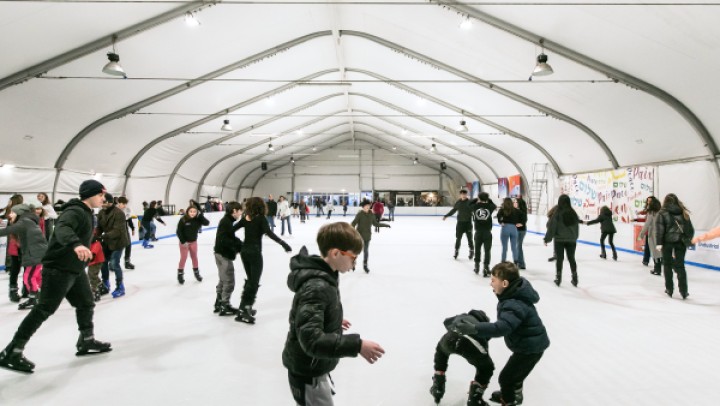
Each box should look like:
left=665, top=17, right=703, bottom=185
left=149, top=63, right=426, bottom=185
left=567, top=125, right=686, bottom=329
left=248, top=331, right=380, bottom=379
left=0, top=181, right=710, bottom=406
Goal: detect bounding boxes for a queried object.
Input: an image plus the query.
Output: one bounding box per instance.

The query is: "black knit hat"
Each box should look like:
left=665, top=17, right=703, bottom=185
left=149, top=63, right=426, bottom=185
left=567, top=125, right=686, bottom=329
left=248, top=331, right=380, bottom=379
left=79, top=179, right=106, bottom=200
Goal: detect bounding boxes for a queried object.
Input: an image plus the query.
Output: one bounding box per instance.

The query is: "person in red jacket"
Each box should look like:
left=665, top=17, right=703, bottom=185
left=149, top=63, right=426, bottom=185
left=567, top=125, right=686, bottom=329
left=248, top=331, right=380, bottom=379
left=371, top=199, right=385, bottom=233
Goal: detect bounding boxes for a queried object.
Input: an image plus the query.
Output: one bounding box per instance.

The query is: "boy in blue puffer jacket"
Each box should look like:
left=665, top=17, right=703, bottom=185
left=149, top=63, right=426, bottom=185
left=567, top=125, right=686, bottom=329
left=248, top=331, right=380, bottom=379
left=451, top=262, right=549, bottom=406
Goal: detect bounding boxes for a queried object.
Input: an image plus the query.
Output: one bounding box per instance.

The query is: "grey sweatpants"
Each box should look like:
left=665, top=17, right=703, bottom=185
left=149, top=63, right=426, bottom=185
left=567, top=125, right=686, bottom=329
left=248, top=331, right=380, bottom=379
left=214, top=253, right=235, bottom=303
left=288, top=372, right=334, bottom=406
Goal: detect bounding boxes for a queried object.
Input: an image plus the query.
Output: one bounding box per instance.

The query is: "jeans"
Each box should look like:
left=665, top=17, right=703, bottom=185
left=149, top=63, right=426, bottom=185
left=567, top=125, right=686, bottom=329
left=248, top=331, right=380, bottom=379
left=142, top=221, right=156, bottom=242
left=517, top=230, right=526, bottom=267
left=13, top=268, right=95, bottom=342
left=388, top=207, right=395, bottom=221
left=266, top=215, right=276, bottom=230
left=281, top=216, right=292, bottom=235
left=109, top=249, right=124, bottom=284
left=500, top=224, right=518, bottom=262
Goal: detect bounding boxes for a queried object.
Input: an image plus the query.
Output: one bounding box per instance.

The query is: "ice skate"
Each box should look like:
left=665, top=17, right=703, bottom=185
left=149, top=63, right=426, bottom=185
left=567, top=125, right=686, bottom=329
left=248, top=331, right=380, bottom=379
left=218, top=302, right=237, bottom=316
left=467, top=381, right=489, bottom=406
left=177, top=269, right=185, bottom=285
left=0, top=341, right=34, bottom=374
left=111, top=283, right=125, bottom=298
left=483, top=266, right=490, bottom=278
left=235, top=305, right=256, bottom=324
left=17, top=296, right=37, bottom=310
left=124, top=261, right=135, bottom=270
left=473, top=264, right=480, bottom=275
left=8, top=286, right=20, bottom=303
left=468, top=249, right=474, bottom=260
left=429, top=373, right=445, bottom=404
left=75, top=334, right=112, bottom=356
left=453, top=249, right=459, bottom=260
left=193, top=268, right=203, bottom=282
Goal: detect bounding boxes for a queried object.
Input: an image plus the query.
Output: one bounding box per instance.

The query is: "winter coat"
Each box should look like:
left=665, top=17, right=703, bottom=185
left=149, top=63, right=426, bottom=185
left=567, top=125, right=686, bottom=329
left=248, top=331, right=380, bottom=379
left=639, top=211, right=661, bottom=260
left=176, top=213, right=209, bottom=244
left=266, top=199, right=278, bottom=216
left=372, top=201, right=384, bottom=216
left=42, top=199, right=94, bottom=274
left=586, top=211, right=617, bottom=234
left=470, top=200, right=497, bottom=231
left=278, top=200, right=291, bottom=218
left=444, top=198, right=474, bottom=222
left=656, top=204, right=694, bottom=246
left=351, top=211, right=389, bottom=241
left=497, top=208, right=523, bottom=226
left=544, top=209, right=581, bottom=243
left=213, top=213, right=242, bottom=260
left=0, top=212, right=47, bottom=266
left=282, top=246, right=362, bottom=378
left=97, top=205, right=131, bottom=251
left=469, top=278, right=550, bottom=354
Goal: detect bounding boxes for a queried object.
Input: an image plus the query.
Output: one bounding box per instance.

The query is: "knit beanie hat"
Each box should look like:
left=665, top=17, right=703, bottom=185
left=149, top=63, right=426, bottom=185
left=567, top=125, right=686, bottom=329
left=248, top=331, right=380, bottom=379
left=11, top=204, right=33, bottom=217
left=79, top=180, right=106, bottom=200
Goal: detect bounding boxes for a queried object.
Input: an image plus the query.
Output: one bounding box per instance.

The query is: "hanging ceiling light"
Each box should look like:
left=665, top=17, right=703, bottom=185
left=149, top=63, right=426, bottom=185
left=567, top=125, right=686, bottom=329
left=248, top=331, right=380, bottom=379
left=184, top=11, right=200, bottom=27
left=459, top=16, right=473, bottom=30
left=392, top=146, right=397, bottom=150
left=456, top=120, right=469, bottom=133
left=220, top=119, right=232, bottom=131
left=267, top=143, right=275, bottom=152
left=312, top=146, right=317, bottom=151
left=413, top=157, right=418, bottom=165
left=532, top=51, right=554, bottom=77
left=290, top=156, right=295, bottom=164
left=430, top=143, right=436, bottom=153
left=102, top=36, right=126, bottom=77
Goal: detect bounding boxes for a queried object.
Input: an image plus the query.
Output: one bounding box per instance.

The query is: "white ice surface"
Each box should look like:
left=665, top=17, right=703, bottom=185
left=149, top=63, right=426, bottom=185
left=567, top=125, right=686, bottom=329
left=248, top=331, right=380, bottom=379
left=1, top=215, right=720, bottom=405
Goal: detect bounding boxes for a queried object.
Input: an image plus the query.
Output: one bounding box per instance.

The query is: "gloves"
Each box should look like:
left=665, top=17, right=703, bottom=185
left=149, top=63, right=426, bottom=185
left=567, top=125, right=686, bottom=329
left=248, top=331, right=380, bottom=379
left=452, top=318, right=477, bottom=335
left=282, top=242, right=292, bottom=253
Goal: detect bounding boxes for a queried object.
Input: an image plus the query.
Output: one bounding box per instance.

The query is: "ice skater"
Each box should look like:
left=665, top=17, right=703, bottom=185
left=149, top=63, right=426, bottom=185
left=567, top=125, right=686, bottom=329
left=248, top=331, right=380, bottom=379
left=430, top=309, right=495, bottom=405
left=470, top=192, right=497, bottom=276
left=176, top=202, right=209, bottom=284
left=586, top=205, right=618, bottom=260
left=443, top=190, right=474, bottom=260
left=351, top=199, right=390, bottom=273
left=450, top=262, right=549, bottom=406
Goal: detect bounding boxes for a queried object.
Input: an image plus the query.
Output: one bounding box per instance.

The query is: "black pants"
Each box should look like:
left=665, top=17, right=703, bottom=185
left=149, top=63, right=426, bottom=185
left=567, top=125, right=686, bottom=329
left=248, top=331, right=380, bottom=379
left=434, top=336, right=494, bottom=384
left=474, top=229, right=493, bottom=267
left=7, top=253, right=21, bottom=289
left=363, top=238, right=371, bottom=265
left=13, top=268, right=95, bottom=342
left=124, top=227, right=132, bottom=263
left=239, top=245, right=263, bottom=307
left=642, top=239, right=651, bottom=264
left=554, top=241, right=577, bottom=282
left=600, top=232, right=617, bottom=258
left=499, top=352, right=543, bottom=403
left=455, top=221, right=474, bottom=251
left=661, top=241, right=688, bottom=296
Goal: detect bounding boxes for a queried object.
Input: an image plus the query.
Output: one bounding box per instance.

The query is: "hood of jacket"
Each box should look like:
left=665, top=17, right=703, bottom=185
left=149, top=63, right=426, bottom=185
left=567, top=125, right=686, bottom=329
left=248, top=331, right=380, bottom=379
left=61, top=198, right=91, bottom=214
left=663, top=204, right=683, bottom=216
left=497, top=277, right=540, bottom=305
left=18, top=211, right=40, bottom=225
left=287, top=246, right=338, bottom=293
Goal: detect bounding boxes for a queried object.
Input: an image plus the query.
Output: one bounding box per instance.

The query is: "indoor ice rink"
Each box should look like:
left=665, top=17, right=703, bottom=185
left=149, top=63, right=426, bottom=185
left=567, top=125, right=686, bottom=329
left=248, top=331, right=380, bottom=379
left=2, top=0, right=720, bottom=405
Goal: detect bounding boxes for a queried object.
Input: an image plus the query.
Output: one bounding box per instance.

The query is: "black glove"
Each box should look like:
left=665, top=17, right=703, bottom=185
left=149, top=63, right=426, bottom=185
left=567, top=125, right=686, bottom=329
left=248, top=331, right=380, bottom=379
left=282, top=242, right=291, bottom=253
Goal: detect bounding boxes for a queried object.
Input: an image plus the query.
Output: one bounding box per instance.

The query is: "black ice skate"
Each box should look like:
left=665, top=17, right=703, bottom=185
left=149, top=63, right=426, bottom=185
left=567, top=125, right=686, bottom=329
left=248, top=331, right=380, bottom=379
left=124, top=261, right=135, bottom=270
left=0, top=341, right=34, bottom=374
left=467, top=381, right=489, bottom=406
left=474, top=264, right=480, bottom=275
left=218, top=302, right=237, bottom=316
left=17, top=296, right=37, bottom=310
left=8, top=286, right=20, bottom=303
left=235, top=306, right=256, bottom=324
left=75, top=334, right=112, bottom=356
left=429, top=373, right=446, bottom=404
left=453, top=249, right=459, bottom=260
left=177, top=269, right=185, bottom=285
left=193, top=268, right=203, bottom=282
left=483, top=266, right=490, bottom=278
left=489, top=386, right=523, bottom=405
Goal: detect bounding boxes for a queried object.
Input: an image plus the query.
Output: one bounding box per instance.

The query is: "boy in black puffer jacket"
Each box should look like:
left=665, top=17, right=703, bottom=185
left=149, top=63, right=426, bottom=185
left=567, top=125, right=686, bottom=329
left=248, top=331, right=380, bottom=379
left=451, top=262, right=549, bottom=406
left=282, top=222, right=385, bottom=406
left=430, top=309, right=495, bottom=405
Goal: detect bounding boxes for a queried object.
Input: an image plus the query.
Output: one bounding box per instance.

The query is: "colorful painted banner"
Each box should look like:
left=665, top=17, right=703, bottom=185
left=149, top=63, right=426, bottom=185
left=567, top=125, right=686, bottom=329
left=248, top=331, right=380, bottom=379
left=508, top=174, right=522, bottom=197
left=560, top=166, right=654, bottom=223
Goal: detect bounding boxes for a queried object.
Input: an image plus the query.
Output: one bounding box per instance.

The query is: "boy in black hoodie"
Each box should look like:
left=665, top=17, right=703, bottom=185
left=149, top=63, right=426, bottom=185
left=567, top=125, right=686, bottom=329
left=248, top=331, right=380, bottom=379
left=451, top=262, right=549, bottom=406
left=282, top=222, right=385, bottom=406
left=0, top=180, right=112, bottom=374
left=470, top=192, right=497, bottom=276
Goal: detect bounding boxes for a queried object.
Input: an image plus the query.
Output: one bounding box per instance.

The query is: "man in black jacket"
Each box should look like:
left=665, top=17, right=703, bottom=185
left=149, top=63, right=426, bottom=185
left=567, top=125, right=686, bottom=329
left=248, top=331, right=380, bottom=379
left=213, top=201, right=243, bottom=315
left=443, top=190, right=475, bottom=260
left=470, top=192, right=497, bottom=276
left=282, top=222, right=385, bottom=405
left=266, top=194, right=277, bottom=231
left=0, top=180, right=112, bottom=374
left=97, top=193, right=131, bottom=298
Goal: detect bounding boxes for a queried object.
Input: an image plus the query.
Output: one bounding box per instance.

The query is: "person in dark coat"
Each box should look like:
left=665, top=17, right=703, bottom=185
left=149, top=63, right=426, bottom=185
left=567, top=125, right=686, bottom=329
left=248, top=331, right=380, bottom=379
left=451, top=262, right=549, bottom=406
left=266, top=194, right=278, bottom=231
left=497, top=198, right=522, bottom=266
left=585, top=205, right=618, bottom=260
left=429, top=309, right=495, bottom=405
left=544, top=194, right=583, bottom=287
left=97, top=193, right=131, bottom=298
left=282, top=222, right=385, bottom=406
left=656, top=193, right=694, bottom=299
left=351, top=199, right=390, bottom=273
left=470, top=192, right=497, bottom=276
left=443, top=190, right=475, bottom=260
left=176, top=203, right=210, bottom=284
left=0, top=204, right=48, bottom=310
left=0, top=180, right=112, bottom=374
left=213, top=201, right=243, bottom=315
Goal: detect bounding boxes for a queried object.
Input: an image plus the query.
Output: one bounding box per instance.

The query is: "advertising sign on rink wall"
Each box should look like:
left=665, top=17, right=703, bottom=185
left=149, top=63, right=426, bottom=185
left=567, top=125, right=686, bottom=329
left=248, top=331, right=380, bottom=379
left=560, top=166, right=654, bottom=223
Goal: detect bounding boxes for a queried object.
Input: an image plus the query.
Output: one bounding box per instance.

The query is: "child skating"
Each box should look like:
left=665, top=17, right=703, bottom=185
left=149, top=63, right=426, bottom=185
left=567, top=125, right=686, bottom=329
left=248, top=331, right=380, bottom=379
left=586, top=205, right=618, bottom=260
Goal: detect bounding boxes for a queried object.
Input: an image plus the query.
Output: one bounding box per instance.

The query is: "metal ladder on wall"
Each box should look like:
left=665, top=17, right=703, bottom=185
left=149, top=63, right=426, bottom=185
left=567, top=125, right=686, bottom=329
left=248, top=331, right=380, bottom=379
left=529, top=163, right=548, bottom=215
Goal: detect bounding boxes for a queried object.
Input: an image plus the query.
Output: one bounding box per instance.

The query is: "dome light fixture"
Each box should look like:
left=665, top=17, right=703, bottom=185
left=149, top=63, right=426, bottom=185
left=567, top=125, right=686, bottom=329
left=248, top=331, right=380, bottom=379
left=456, top=120, right=469, bottom=133
left=184, top=11, right=200, bottom=27
left=532, top=50, right=554, bottom=77
left=267, top=143, right=275, bottom=152
left=220, top=119, right=232, bottom=131
left=413, top=157, right=418, bottom=165
left=290, top=156, right=295, bottom=164
left=102, top=35, right=126, bottom=77
left=430, top=143, right=436, bottom=153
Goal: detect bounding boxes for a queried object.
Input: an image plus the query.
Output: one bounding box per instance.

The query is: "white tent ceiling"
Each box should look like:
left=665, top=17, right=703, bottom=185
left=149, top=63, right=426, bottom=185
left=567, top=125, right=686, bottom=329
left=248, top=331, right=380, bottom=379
left=1, top=0, right=719, bottom=206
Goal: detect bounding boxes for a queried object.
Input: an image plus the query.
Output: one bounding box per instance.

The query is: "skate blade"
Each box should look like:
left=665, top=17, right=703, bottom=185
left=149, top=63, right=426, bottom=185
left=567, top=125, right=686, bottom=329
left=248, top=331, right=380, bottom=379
left=75, top=348, right=112, bottom=357
left=234, top=316, right=256, bottom=324
left=0, top=364, right=34, bottom=374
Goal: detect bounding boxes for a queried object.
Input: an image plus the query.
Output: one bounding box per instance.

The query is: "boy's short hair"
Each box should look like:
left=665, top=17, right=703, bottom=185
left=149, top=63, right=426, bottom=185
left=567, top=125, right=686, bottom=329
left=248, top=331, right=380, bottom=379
left=459, top=190, right=468, bottom=195
left=478, top=192, right=489, bottom=201
left=225, top=201, right=242, bottom=214
left=117, top=196, right=128, bottom=204
left=360, top=199, right=372, bottom=208
left=491, top=261, right=519, bottom=283
left=317, top=222, right=364, bottom=257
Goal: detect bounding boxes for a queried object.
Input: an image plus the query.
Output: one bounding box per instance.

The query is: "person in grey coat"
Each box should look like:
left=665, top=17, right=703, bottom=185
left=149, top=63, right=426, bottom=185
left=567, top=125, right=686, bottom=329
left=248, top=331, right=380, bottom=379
left=544, top=194, right=583, bottom=287
left=638, top=196, right=662, bottom=275
left=0, top=204, right=48, bottom=310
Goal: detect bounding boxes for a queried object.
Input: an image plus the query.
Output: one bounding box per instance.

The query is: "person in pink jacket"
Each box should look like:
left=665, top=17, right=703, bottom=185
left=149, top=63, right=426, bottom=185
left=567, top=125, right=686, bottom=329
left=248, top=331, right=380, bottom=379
left=692, top=226, right=720, bottom=244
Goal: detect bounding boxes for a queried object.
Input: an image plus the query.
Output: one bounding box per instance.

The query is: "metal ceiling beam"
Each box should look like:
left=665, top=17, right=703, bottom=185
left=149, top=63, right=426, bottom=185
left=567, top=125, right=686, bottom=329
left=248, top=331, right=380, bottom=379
left=435, top=0, right=719, bottom=160
left=340, top=30, right=619, bottom=169
left=0, top=1, right=212, bottom=92
left=346, top=68, right=562, bottom=175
